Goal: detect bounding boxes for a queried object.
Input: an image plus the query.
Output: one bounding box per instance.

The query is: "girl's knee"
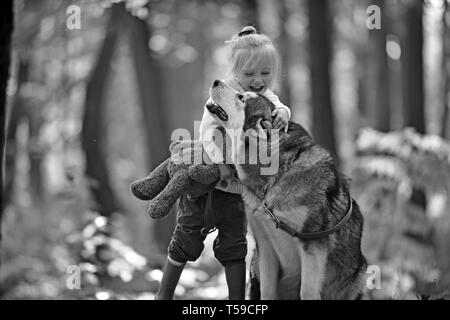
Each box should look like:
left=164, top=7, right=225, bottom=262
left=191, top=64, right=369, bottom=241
left=214, top=239, right=247, bottom=266
left=168, top=228, right=206, bottom=263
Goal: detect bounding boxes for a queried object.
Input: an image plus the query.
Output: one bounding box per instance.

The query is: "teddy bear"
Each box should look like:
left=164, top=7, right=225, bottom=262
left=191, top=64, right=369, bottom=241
left=130, top=140, right=220, bottom=219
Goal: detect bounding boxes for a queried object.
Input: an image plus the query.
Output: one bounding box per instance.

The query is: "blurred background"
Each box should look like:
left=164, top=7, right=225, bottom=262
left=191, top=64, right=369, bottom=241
left=1, top=0, right=450, bottom=300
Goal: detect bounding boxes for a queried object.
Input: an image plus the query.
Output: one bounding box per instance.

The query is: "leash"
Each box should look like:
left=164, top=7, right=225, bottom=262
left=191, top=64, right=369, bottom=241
left=256, top=193, right=353, bottom=241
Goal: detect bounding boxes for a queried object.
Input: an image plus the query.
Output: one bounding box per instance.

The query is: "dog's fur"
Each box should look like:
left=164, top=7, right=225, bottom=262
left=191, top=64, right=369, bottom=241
left=208, top=80, right=367, bottom=300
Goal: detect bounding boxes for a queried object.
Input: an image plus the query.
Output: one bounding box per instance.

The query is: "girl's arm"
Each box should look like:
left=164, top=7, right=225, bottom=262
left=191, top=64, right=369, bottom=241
left=264, top=89, right=291, bottom=132
left=264, top=89, right=291, bottom=119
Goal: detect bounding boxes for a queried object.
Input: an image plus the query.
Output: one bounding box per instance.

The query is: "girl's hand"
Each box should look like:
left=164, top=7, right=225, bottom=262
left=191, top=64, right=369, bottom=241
left=272, top=108, right=289, bottom=133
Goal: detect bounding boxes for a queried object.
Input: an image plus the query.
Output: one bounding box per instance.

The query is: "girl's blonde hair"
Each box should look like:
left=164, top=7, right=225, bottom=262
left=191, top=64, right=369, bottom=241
left=226, top=26, right=281, bottom=92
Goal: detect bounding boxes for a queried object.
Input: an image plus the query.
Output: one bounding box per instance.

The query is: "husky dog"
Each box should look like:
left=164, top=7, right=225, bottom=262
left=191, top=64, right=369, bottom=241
left=207, top=80, right=367, bottom=300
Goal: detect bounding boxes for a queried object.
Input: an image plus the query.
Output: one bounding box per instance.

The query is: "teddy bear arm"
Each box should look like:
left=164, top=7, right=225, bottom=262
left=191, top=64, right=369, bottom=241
left=130, top=158, right=170, bottom=201
left=188, top=164, right=220, bottom=185
left=148, top=171, right=190, bottom=219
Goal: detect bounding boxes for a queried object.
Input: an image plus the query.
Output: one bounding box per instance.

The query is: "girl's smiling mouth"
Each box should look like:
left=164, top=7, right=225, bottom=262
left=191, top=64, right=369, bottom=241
left=249, top=85, right=265, bottom=92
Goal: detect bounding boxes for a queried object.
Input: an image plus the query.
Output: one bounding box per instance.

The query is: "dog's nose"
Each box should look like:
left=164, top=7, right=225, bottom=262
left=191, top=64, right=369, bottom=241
left=213, top=80, right=220, bottom=87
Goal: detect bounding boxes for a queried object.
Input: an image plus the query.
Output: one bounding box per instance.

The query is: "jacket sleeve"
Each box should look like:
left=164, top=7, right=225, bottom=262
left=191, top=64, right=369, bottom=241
left=264, top=89, right=291, bottom=119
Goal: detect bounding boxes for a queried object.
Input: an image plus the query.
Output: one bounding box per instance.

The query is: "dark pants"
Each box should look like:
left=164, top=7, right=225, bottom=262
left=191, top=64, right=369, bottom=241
left=168, top=189, right=247, bottom=267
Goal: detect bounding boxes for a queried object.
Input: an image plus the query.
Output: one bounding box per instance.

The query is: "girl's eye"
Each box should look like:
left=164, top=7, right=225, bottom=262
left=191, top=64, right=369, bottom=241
left=245, top=72, right=254, bottom=77
left=262, top=71, right=271, bottom=76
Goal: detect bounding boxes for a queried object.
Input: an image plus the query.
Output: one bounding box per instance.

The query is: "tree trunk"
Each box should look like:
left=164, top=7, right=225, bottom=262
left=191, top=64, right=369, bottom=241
left=0, top=0, right=14, bottom=277
left=127, top=16, right=169, bottom=168
left=278, top=0, right=292, bottom=107
left=126, top=10, right=175, bottom=252
left=355, top=0, right=369, bottom=124
left=400, top=0, right=426, bottom=209
left=401, top=0, right=425, bottom=134
left=27, top=97, right=44, bottom=201
left=365, top=0, right=390, bottom=132
left=6, top=58, right=44, bottom=203
left=242, top=0, right=260, bottom=31
left=307, top=0, right=338, bottom=164
left=433, top=0, right=450, bottom=297
left=81, top=5, right=121, bottom=217
left=441, top=0, right=449, bottom=139
left=386, top=2, right=404, bottom=131
left=3, top=59, right=29, bottom=206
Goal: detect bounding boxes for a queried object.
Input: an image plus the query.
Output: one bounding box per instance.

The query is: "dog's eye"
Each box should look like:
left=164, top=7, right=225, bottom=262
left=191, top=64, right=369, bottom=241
left=237, top=94, right=244, bottom=102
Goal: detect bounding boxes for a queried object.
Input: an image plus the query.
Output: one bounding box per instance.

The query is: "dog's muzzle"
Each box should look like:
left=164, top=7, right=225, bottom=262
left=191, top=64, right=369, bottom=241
left=206, top=101, right=228, bottom=122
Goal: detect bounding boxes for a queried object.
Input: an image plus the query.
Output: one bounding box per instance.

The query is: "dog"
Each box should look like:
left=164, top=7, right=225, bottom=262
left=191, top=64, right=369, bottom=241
left=207, top=80, right=367, bottom=300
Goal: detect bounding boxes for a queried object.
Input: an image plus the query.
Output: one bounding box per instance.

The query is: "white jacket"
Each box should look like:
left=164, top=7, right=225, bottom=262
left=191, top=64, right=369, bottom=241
left=199, top=78, right=291, bottom=194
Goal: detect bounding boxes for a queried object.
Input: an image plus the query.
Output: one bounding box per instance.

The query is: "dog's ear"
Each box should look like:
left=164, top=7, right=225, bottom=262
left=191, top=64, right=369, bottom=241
left=258, top=94, right=276, bottom=113
left=206, top=101, right=229, bottom=122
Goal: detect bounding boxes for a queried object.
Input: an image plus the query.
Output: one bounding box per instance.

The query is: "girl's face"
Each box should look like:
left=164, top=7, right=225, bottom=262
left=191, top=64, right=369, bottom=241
left=236, top=53, right=273, bottom=93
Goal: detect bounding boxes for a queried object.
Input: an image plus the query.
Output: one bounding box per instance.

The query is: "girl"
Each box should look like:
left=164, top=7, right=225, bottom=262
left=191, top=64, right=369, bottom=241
left=156, top=26, right=290, bottom=300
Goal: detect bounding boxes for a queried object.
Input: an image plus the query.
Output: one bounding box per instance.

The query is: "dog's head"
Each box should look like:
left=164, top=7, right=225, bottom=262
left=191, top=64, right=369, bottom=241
left=209, top=79, right=274, bottom=133
left=208, top=80, right=246, bottom=130
left=242, top=93, right=275, bottom=133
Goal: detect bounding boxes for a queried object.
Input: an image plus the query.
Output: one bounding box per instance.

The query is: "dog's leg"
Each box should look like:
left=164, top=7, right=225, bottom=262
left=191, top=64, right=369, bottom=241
left=248, top=216, right=279, bottom=300
left=263, top=220, right=302, bottom=300
left=276, top=243, right=302, bottom=300
left=300, top=244, right=328, bottom=300
left=258, top=243, right=279, bottom=300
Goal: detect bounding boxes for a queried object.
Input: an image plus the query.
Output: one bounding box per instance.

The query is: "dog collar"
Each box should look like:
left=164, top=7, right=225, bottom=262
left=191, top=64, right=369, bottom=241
left=261, top=194, right=353, bottom=241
